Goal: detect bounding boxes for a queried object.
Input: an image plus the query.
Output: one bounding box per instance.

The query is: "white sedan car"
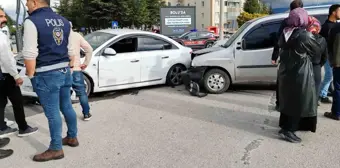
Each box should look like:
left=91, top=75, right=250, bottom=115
left=16, top=29, right=193, bottom=99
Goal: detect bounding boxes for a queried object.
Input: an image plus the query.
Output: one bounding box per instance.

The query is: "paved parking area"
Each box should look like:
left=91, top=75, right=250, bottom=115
left=1, top=85, right=340, bottom=168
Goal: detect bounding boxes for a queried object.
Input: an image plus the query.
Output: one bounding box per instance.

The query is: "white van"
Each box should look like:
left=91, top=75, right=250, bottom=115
left=190, top=8, right=328, bottom=94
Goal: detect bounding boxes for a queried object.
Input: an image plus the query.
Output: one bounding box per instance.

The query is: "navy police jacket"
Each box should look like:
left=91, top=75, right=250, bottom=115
left=26, top=7, right=71, bottom=72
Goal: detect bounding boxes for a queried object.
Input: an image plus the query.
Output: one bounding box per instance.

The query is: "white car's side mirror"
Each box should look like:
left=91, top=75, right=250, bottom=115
left=103, top=48, right=117, bottom=56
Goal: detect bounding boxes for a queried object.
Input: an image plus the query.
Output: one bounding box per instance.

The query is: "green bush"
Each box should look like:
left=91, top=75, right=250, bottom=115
left=237, top=12, right=268, bottom=27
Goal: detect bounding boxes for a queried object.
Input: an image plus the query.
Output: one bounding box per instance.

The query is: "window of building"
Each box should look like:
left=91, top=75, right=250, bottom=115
left=202, top=1, right=204, bottom=7
left=201, top=13, right=204, bottom=18
left=225, top=1, right=228, bottom=6
left=168, top=2, right=171, bottom=6
left=216, top=0, right=219, bottom=6
left=202, top=24, right=205, bottom=29
left=243, top=22, right=282, bottom=50
left=227, top=2, right=239, bottom=7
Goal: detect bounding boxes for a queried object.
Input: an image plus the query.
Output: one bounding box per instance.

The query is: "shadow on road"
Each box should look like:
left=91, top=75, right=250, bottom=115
left=88, top=83, right=276, bottom=102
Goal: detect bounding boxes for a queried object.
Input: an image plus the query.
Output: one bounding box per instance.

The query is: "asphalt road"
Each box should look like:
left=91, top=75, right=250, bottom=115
left=1, top=84, right=340, bottom=168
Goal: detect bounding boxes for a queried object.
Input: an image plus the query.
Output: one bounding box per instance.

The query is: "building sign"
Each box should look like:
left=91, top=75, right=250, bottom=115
left=160, top=6, right=196, bottom=36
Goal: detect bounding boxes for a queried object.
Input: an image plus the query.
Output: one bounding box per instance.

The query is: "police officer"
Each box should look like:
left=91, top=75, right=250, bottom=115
left=23, top=0, right=78, bottom=162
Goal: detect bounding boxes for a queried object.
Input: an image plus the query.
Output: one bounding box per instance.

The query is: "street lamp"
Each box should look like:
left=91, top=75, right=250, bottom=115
left=219, top=0, right=224, bottom=40
left=15, top=0, right=27, bottom=53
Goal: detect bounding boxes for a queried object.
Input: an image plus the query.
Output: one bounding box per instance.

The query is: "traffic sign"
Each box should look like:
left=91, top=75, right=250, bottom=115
left=112, top=21, right=118, bottom=29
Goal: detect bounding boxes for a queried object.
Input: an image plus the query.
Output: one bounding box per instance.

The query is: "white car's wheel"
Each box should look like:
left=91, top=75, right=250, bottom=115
left=166, top=64, right=186, bottom=86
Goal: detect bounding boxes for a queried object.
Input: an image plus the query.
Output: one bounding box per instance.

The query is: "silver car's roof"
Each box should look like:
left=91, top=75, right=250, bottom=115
left=249, top=8, right=328, bottom=24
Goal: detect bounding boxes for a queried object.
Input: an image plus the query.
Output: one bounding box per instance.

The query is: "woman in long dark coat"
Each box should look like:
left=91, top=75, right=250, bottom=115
left=278, top=8, right=321, bottom=143
left=296, top=16, right=328, bottom=131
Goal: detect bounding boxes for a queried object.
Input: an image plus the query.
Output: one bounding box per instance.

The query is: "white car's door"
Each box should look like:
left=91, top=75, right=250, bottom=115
left=98, top=36, right=141, bottom=87
left=137, top=36, right=180, bottom=82
left=234, top=21, right=282, bottom=82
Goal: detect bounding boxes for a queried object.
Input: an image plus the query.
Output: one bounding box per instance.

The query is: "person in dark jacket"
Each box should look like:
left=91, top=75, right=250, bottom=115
left=318, top=4, right=340, bottom=104
left=306, top=16, right=328, bottom=101
left=278, top=8, right=319, bottom=143
left=324, top=22, right=340, bottom=120
left=271, top=0, right=304, bottom=111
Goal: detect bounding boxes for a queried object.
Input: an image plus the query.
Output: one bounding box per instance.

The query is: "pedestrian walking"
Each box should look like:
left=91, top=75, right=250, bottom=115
left=271, top=0, right=304, bottom=111
left=278, top=8, right=319, bottom=143
left=0, top=137, right=13, bottom=159
left=0, top=9, right=38, bottom=138
left=319, top=4, right=340, bottom=104
left=69, top=23, right=93, bottom=121
left=23, top=0, right=78, bottom=162
left=324, top=10, right=340, bottom=121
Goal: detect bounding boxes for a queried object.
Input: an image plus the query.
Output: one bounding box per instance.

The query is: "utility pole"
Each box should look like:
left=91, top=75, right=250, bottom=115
left=219, top=0, right=224, bottom=40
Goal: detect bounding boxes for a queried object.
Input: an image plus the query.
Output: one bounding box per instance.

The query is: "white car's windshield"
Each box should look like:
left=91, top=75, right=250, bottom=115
left=84, top=32, right=116, bottom=50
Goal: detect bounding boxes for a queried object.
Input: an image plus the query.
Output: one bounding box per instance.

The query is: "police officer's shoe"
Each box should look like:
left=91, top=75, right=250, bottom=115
left=33, top=149, right=64, bottom=162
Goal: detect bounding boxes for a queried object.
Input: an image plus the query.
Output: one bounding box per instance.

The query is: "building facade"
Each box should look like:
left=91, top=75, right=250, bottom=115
left=165, top=0, right=244, bottom=32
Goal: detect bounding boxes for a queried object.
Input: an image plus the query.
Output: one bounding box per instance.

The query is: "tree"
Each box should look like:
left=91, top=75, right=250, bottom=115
left=146, top=0, right=166, bottom=28
left=243, top=0, right=269, bottom=14
left=238, top=0, right=269, bottom=27
left=134, top=0, right=150, bottom=29
left=237, top=12, right=267, bottom=27
left=55, top=0, right=165, bottom=30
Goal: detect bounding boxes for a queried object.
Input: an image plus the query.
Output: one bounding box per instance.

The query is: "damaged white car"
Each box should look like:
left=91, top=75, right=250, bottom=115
left=17, top=29, right=192, bottom=99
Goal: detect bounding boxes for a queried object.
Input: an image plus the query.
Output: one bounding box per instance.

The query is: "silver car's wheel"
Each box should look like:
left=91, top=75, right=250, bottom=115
left=207, top=73, right=225, bottom=91
left=203, top=69, right=230, bottom=94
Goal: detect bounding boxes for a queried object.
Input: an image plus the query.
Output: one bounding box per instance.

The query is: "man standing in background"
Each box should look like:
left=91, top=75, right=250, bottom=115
left=319, top=4, right=340, bottom=104
left=324, top=4, right=340, bottom=120
left=69, top=22, right=93, bottom=121
left=23, top=0, right=78, bottom=161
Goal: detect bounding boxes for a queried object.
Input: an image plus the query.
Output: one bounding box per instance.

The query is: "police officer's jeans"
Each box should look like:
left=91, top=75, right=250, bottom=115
left=331, top=67, right=340, bottom=117
left=72, top=71, right=90, bottom=115
left=31, top=67, right=77, bottom=150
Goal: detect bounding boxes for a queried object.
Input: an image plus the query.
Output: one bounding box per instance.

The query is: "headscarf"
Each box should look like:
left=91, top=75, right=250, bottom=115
left=283, top=8, right=309, bottom=41
left=307, top=16, right=321, bottom=34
